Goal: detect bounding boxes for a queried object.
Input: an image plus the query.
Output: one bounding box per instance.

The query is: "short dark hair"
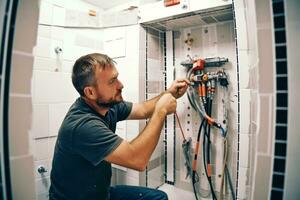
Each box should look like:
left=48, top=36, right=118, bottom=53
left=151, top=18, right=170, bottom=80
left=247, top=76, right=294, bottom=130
left=71, top=53, right=116, bottom=96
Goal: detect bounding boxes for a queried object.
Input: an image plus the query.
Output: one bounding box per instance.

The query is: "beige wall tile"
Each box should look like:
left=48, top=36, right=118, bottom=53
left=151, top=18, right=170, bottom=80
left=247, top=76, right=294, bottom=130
left=148, top=35, right=160, bottom=59
left=10, top=155, right=36, bottom=200
left=13, top=0, right=39, bottom=53
left=255, top=0, right=272, bottom=29
left=258, top=28, right=274, bottom=93
left=9, top=96, right=32, bottom=157
left=250, top=91, right=258, bottom=124
left=258, top=95, right=271, bottom=154
left=249, top=66, right=258, bottom=90
left=253, top=155, right=271, bottom=200
left=11, top=53, right=33, bottom=94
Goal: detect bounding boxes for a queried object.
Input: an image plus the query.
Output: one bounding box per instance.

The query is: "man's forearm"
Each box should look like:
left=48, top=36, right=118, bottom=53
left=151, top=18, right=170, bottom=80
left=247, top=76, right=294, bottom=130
left=140, top=91, right=168, bottom=118
left=129, top=108, right=167, bottom=168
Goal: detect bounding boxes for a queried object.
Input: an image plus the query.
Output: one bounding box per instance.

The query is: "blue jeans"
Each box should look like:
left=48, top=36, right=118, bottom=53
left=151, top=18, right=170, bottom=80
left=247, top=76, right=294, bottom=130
left=109, top=185, right=168, bottom=200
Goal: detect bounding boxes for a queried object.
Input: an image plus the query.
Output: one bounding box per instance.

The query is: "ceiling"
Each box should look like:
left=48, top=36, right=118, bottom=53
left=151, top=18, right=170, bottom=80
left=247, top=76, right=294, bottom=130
left=83, top=0, right=137, bottom=10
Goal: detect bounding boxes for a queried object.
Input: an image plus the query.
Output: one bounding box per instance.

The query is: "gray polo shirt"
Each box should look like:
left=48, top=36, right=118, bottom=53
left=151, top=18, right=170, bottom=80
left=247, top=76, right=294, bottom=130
left=49, top=97, right=132, bottom=200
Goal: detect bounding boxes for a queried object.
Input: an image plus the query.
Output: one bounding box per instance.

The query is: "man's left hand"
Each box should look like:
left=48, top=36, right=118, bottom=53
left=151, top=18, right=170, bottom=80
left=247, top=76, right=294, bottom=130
left=167, top=78, right=190, bottom=99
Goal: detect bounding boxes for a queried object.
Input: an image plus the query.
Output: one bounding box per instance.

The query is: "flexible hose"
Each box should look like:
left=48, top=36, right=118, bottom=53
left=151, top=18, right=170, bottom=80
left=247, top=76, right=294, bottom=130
left=192, top=118, right=205, bottom=200
left=225, top=166, right=236, bottom=200
left=186, top=67, right=235, bottom=200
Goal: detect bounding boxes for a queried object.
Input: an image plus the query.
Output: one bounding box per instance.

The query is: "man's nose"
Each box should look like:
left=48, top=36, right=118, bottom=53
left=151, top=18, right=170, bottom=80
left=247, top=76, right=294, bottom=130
left=118, top=80, right=124, bottom=89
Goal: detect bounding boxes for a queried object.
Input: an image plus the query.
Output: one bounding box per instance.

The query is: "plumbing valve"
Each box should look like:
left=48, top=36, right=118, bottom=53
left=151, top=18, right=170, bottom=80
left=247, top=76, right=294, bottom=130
left=37, top=165, right=48, bottom=174
left=54, top=46, right=63, bottom=54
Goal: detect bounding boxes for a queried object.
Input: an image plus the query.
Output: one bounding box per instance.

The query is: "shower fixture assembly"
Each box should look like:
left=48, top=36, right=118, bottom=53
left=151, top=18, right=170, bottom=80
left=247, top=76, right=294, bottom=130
left=178, top=56, right=235, bottom=200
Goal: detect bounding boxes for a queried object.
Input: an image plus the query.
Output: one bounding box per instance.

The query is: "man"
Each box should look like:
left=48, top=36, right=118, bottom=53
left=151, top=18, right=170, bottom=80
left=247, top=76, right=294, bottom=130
left=49, top=53, right=189, bottom=200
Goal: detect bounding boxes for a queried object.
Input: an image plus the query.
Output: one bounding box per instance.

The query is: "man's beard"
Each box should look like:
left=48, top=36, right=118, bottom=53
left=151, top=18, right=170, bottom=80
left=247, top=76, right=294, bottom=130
left=96, top=93, right=123, bottom=108
left=96, top=99, right=121, bottom=108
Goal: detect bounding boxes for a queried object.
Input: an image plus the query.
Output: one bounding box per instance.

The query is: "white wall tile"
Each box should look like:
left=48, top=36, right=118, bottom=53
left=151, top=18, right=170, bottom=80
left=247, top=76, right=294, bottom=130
left=49, top=0, right=66, bottom=7
left=235, top=8, right=248, bottom=50
left=115, top=58, right=139, bottom=103
left=33, top=56, right=56, bottom=71
left=51, top=26, right=65, bottom=40
left=238, top=50, right=250, bottom=89
left=34, top=139, right=49, bottom=161
left=125, top=25, right=139, bottom=58
left=240, top=89, right=251, bottom=134
left=36, top=177, right=51, bottom=195
left=48, top=137, right=57, bottom=159
left=34, top=36, right=52, bottom=58
left=239, top=134, right=250, bottom=168
left=126, top=169, right=140, bottom=179
left=62, top=60, right=74, bottom=73
left=32, top=104, right=49, bottom=139
left=37, top=193, right=49, bottom=200
left=49, top=103, right=71, bottom=136
left=32, top=71, right=78, bottom=103
left=39, top=1, right=53, bottom=25
left=234, top=0, right=245, bottom=10
left=52, top=5, right=65, bottom=26
left=38, top=25, right=51, bottom=38
left=125, top=176, right=139, bottom=186
left=237, top=167, right=249, bottom=199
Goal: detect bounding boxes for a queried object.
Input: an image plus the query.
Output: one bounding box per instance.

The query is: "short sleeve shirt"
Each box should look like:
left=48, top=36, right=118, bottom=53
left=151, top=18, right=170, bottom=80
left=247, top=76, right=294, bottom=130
left=49, top=97, right=132, bottom=200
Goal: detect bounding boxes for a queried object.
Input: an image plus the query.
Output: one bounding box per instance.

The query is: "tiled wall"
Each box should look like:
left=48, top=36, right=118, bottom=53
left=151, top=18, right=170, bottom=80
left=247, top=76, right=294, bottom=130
left=234, top=0, right=275, bottom=199
left=9, top=1, right=286, bottom=199
left=9, top=0, right=39, bottom=199
left=234, top=0, right=285, bottom=199
left=146, top=28, right=166, bottom=188
left=32, top=1, right=143, bottom=198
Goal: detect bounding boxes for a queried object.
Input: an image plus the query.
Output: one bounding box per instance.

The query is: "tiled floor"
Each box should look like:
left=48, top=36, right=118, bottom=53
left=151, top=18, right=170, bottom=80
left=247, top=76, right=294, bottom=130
left=158, top=183, right=212, bottom=200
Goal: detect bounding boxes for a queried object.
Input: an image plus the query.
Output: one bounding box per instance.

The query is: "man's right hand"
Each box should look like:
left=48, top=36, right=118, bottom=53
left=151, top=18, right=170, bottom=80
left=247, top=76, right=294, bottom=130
left=155, top=93, right=177, bottom=115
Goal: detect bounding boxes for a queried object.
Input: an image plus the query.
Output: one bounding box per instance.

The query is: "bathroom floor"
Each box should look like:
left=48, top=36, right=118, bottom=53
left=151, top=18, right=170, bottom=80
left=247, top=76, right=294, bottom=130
left=158, top=184, right=211, bottom=200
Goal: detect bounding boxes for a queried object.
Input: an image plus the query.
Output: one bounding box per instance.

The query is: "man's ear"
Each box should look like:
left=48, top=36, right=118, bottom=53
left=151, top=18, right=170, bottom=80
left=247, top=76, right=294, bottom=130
left=83, top=86, right=97, bottom=100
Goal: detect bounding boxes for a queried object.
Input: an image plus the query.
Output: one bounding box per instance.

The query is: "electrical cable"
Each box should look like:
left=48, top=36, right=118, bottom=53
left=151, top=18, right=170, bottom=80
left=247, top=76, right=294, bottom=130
left=185, top=64, right=236, bottom=200
left=191, top=118, right=205, bottom=200
left=202, top=121, right=217, bottom=200
left=205, top=99, right=218, bottom=200
left=175, top=112, right=186, bottom=141
left=225, top=165, right=236, bottom=200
